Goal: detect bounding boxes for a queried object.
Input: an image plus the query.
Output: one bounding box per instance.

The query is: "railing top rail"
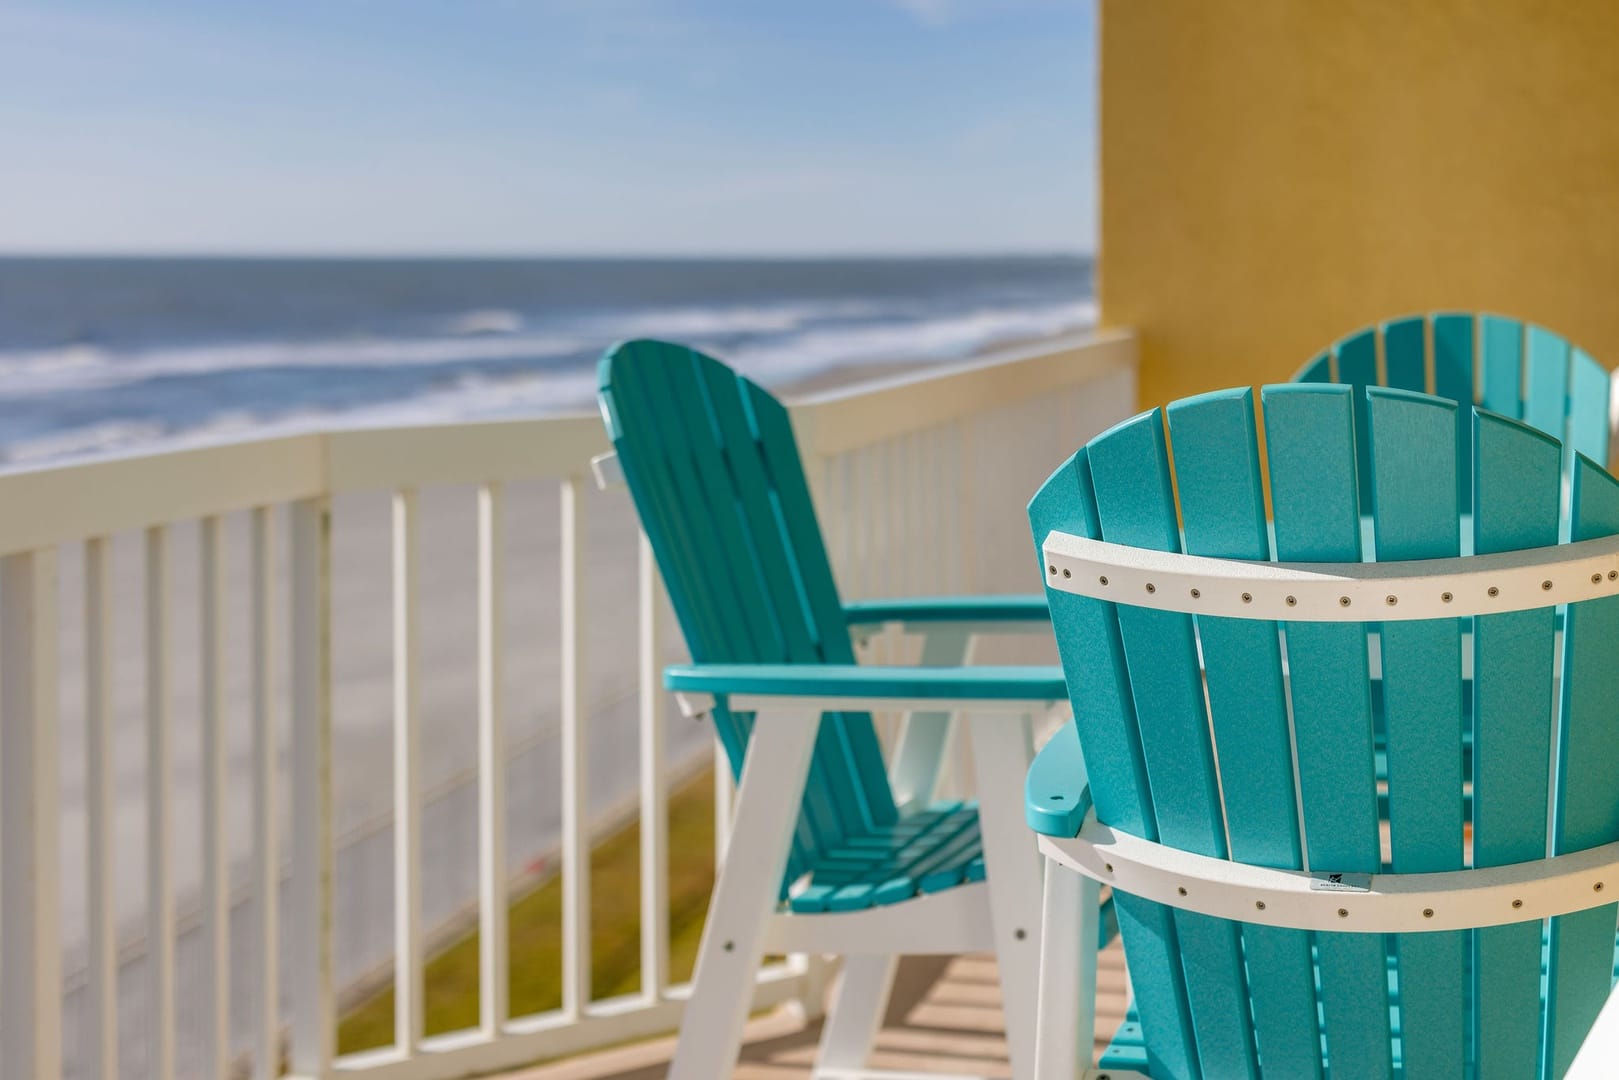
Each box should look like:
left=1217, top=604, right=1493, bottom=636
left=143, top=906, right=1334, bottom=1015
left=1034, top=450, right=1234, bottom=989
left=789, top=328, right=1135, bottom=456
left=0, top=329, right=1134, bottom=554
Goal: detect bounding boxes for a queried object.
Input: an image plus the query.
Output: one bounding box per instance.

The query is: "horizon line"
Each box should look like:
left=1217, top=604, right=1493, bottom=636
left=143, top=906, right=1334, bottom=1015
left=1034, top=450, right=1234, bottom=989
left=0, top=248, right=1095, bottom=262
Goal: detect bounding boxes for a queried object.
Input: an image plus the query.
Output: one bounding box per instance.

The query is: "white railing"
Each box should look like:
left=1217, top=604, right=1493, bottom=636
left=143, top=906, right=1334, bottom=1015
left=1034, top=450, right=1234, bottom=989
left=0, top=328, right=1135, bottom=1080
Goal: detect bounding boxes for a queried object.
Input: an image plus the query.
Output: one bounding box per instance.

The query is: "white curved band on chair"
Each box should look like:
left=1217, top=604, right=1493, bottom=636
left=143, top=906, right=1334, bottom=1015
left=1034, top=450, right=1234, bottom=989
left=1039, top=811, right=1619, bottom=934
left=1042, top=529, right=1619, bottom=621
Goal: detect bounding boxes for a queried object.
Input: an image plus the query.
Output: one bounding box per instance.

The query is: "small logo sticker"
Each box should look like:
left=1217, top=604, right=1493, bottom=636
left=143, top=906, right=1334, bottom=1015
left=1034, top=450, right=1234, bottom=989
left=1310, top=872, right=1371, bottom=893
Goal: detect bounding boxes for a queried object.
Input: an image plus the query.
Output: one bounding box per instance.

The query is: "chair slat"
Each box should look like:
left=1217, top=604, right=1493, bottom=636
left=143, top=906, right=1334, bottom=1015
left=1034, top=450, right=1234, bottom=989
left=1168, top=388, right=1320, bottom=1076
left=606, top=347, right=828, bottom=872
left=1545, top=456, right=1619, bottom=1075
left=1336, top=328, right=1379, bottom=503
left=665, top=358, right=880, bottom=845
left=1433, top=313, right=1477, bottom=509
left=1471, top=410, right=1561, bottom=1077
left=1089, top=410, right=1258, bottom=1078
left=1297, top=352, right=1332, bottom=384
left=1525, top=325, right=1572, bottom=449
left=1480, top=316, right=1524, bottom=420
left=1383, top=316, right=1427, bottom=393
left=1029, top=451, right=1199, bottom=1078
left=744, top=379, right=898, bottom=829
left=601, top=341, right=902, bottom=894
left=1367, top=388, right=1466, bottom=1078
left=1569, top=348, right=1611, bottom=467
left=1261, top=384, right=1392, bottom=1076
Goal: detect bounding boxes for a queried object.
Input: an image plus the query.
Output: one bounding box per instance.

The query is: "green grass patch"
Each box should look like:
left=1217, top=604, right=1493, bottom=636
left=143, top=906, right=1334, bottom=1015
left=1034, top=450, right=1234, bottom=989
left=338, top=766, right=719, bottom=1054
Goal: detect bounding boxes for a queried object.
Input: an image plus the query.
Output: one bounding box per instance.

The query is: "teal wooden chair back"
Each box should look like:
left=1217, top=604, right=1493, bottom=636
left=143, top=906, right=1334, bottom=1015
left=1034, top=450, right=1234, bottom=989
left=1294, top=313, right=1611, bottom=506
left=598, top=339, right=897, bottom=894
left=1029, top=383, right=1619, bottom=1077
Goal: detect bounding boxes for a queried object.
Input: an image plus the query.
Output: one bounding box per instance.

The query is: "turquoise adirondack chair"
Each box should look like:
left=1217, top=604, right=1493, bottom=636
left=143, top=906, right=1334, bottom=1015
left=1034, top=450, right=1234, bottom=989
left=597, top=338, right=1074, bottom=1078
left=1294, top=312, right=1612, bottom=503
left=1026, top=383, right=1619, bottom=1077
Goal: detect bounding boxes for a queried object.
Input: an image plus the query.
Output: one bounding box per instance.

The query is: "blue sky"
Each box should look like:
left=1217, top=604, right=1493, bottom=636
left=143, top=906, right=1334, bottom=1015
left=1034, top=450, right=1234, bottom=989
left=0, top=1, right=1095, bottom=257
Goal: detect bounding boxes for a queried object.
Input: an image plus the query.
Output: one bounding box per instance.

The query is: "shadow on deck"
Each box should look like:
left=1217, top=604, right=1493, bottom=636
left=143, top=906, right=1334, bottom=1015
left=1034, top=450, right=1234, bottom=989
left=506, top=940, right=1129, bottom=1079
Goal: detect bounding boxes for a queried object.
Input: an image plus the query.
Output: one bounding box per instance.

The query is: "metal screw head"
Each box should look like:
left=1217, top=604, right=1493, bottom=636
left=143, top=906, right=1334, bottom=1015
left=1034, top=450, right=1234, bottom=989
left=1145, top=582, right=1157, bottom=594
left=1595, top=574, right=1604, bottom=585
left=1512, top=899, right=1523, bottom=909
left=1488, top=586, right=1500, bottom=597
left=1442, top=592, right=1453, bottom=602
left=1542, top=580, right=1553, bottom=591
left=1014, top=928, right=1027, bottom=941
left=1241, top=592, right=1253, bottom=603
left=1047, top=564, right=1056, bottom=575
left=1610, top=571, right=1617, bottom=581
left=1062, top=568, right=1071, bottom=579
left=1255, top=900, right=1266, bottom=911
left=1104, top=863, right=1113, bottom=873
left=1423, top=908, right=1434, bottom=918
left=1285, top=595, right=1296, bottom=606
left=1098, top=574, right=1108, bottom=586
left=1190, top=588, right=1201, bottom=599
left=1338, top=908, right=1349, bottom=918
left=1597, top=882, right=1606, bottom=892
left=1339, top=596, right=1351, bottom=607
left=1177, top=886, right=1188, bottom=896
left=1386, top=595, right=1398, bottom=606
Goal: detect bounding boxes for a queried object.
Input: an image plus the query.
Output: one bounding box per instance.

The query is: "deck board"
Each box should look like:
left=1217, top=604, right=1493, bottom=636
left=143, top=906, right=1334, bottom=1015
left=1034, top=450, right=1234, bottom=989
left=503, top=940, right=1129, bottom=1079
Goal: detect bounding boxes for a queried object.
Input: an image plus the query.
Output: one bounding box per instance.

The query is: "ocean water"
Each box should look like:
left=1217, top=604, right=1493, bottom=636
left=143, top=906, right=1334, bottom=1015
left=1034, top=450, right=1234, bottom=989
left=0, top=255, right=1095, bottom=465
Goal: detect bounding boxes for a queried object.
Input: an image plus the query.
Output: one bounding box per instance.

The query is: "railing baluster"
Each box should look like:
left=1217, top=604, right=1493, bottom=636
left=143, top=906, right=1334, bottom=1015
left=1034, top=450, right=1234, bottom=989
left=560, top=475, right=591, bottom=1015
left=145, top=525, right=177, bottom=1080
left=637, top=535, right=669, bottom=1000
left=0, top=548, right=61, bottom=1080
left=289, top=496, right=334, bottom=1075
left=200, top=516, right=230, bottom=1078
left=478, top=482, right=509, bottom=1031
left=250, top=506, right=279, bottom=1080
left=84, top=538, right=118, bottom=1080
left=392, top=489, right=423, bottom=1052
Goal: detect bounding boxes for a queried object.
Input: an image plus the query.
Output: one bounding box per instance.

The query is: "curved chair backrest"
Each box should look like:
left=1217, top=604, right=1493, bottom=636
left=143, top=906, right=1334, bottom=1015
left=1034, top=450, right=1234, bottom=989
left=1294, top=313, right=1611, bottom=505
left=1030, top=384, right=1619, bottom=1077
left=598, top=339, right=896, bottom=893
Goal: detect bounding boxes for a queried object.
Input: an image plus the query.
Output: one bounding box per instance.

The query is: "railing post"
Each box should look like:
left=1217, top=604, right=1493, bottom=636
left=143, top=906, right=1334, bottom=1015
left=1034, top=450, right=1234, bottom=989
left=638, top=534, right=669, bottom=1001
left=560, top=474, right=591, bottom=1015
left=250, top=505, right=281, bottom=1080
left=84, top=537, right=118, bottom=1080
left=478, top=481, right=509, bottom=1032
left=0, top=549, right=61, bottom=1080
left=392, top=489, right=423, bottom=1053
left=201, top=515, right=231, bottom=1079
left=146, top=524, right=176, bottom=1080
left=289, top=496, right=335, bottom=1078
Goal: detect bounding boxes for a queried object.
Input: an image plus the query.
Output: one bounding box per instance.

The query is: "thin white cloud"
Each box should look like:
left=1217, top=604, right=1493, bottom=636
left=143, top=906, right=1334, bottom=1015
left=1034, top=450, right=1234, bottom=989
left=890, top=0, right=957, bottom=26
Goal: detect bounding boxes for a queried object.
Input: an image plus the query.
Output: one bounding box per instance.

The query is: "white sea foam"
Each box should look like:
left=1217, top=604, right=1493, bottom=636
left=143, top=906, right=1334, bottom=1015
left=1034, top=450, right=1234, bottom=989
left=0, top=297, right=889, bottom=401
left=0, top=297, right=1096, bottom=464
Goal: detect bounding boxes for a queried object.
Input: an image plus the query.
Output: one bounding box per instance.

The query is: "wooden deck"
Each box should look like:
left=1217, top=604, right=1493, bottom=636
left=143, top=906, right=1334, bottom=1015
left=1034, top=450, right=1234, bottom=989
left=503, top=939, right=1130, bottom=1079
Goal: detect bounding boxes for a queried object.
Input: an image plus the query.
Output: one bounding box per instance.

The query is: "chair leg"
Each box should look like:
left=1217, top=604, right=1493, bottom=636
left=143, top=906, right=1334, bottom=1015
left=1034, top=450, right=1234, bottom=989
left=668, top=708, right=821, bottom=1080
left=1035, top=859, right=1100, bottom=1079
left=814, top=953, right=900, bottom=1075
left=968, top=712, right=1044, bottom=1080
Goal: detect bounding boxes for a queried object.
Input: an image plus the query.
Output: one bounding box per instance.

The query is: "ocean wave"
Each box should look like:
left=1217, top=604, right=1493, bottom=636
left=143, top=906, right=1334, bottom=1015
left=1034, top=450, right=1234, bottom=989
left=0, top=331, right=594, bottom=400
left=0, top=297, right=890, bottom=401
left=721, top=298, right=1098, bottom=382
left=0, top=296, right=1096, bottom=464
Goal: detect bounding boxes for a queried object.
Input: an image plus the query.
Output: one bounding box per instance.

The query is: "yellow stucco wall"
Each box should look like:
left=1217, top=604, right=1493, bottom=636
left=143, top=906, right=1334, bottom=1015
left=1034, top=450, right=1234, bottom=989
left=1100, top=1, right=1619, bottom=409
